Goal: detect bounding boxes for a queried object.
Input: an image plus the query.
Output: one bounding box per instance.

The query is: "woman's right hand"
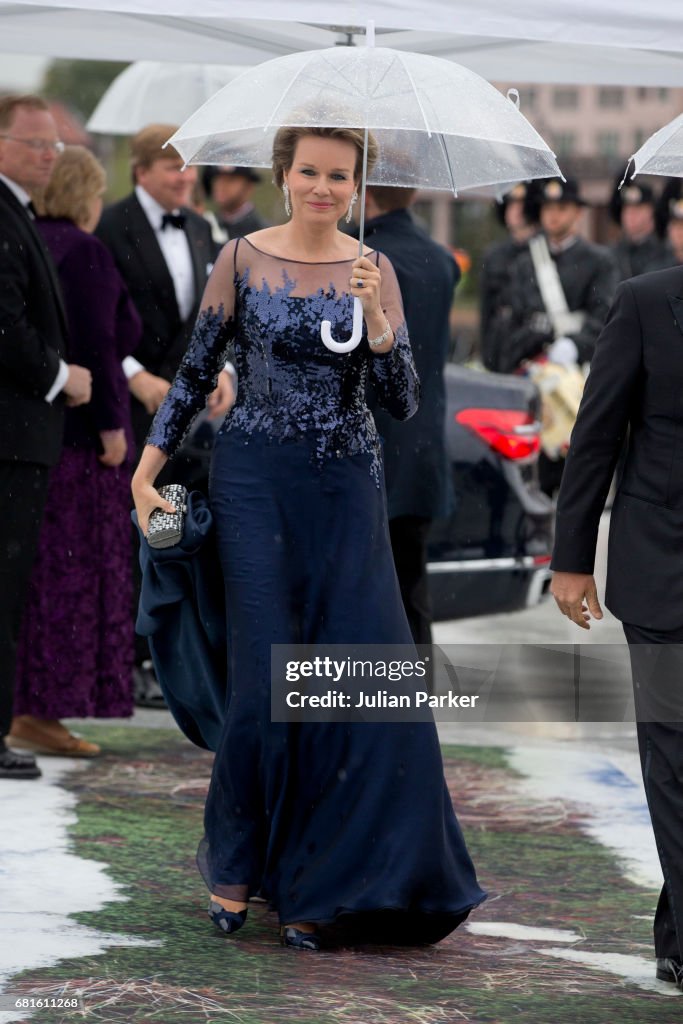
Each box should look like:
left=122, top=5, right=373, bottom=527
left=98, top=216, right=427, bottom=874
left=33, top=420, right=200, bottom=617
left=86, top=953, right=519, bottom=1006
left=131, top=479, right=176, bottom=537
left=131, top=444, right=172, bottom=535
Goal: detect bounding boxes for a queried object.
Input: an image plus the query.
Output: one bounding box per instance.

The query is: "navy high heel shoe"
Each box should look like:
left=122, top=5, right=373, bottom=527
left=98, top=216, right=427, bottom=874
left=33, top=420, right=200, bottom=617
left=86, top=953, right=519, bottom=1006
left=208, top=899, right=248, bottom=935
left=280, top=926, right=320, bottom=951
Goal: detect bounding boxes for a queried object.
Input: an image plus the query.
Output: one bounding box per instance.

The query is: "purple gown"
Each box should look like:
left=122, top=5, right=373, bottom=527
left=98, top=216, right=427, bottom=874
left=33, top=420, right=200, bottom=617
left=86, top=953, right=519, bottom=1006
left=14, top=218, right=142, bottom=719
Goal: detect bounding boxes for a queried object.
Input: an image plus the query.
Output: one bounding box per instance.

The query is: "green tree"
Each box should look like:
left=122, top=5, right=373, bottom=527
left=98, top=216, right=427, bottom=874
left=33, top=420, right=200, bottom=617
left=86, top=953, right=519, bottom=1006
left=42, top=59, right=129, bottom=119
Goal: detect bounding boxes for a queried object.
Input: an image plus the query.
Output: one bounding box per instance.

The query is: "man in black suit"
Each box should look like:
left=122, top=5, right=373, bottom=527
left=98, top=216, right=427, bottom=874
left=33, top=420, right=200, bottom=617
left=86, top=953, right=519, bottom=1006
left=361, top=186, right=459, bottom=650
left=551, top=264, right=683, bottom=988
left=97, top=124, right=235, bottom=703
left=0, top=95, right=92, bottom=777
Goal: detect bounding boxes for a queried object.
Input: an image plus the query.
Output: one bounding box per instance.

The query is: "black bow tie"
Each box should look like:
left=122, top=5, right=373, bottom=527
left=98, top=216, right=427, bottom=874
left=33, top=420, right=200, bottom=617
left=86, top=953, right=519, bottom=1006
left=161, top=211, right=186, bottom=231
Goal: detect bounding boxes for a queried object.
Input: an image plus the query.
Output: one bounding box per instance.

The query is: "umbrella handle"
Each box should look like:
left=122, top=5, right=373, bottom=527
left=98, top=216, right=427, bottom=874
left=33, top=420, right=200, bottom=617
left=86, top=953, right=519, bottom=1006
left=321, top=296, right=364, bottom=353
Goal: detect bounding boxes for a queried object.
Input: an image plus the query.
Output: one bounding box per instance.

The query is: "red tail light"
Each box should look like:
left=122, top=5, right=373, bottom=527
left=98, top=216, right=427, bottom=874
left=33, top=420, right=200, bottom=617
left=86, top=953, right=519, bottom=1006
left=455, top=408, right=541, bottom=462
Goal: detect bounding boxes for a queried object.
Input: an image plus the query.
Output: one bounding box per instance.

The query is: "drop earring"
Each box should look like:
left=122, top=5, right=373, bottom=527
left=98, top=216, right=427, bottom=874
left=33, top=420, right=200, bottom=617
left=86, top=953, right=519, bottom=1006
left=282, top=181, right=292, bottom=217
left=345, top=189, right=359, bottom=225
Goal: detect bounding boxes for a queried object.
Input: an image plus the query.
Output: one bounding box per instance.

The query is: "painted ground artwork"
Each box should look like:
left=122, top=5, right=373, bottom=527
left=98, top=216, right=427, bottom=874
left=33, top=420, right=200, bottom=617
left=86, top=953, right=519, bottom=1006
left=2, top=726, right=680, bottom=1024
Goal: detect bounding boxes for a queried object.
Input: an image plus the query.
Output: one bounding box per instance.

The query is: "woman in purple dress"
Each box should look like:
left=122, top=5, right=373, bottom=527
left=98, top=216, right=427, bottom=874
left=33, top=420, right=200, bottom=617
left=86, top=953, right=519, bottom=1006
left=10, top=146, right=142, bottom=757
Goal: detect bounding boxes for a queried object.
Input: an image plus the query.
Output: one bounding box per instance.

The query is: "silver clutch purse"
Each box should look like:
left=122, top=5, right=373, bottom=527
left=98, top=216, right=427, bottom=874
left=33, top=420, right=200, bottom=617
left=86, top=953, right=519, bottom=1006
left=147, top=484, right=188, bottom=549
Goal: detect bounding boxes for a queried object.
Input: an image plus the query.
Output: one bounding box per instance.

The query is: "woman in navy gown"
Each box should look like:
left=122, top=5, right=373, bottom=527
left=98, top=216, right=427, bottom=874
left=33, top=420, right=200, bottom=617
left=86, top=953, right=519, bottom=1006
left=132, top=126, right=485, bottom=949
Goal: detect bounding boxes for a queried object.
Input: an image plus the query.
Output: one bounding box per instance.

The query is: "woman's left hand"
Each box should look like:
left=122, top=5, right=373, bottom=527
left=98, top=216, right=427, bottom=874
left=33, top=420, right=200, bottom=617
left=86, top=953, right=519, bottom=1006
left=350, top=256, right=382, bottom=316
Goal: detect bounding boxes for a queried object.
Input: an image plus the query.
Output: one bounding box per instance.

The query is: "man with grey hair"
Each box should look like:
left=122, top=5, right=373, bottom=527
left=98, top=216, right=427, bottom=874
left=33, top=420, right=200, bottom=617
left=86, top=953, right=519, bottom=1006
left=0, top=94, right=92, bottom=778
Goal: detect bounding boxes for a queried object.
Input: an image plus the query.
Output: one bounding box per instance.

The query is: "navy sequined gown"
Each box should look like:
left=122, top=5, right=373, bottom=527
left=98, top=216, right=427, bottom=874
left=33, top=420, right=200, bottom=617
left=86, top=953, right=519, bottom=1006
left=148, top=237, right=485, bottom=943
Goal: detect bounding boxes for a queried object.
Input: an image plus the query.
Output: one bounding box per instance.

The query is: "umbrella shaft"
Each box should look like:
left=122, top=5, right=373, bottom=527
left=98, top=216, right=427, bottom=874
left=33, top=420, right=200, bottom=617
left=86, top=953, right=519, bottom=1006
left=357, top=126, right=370, bottom=258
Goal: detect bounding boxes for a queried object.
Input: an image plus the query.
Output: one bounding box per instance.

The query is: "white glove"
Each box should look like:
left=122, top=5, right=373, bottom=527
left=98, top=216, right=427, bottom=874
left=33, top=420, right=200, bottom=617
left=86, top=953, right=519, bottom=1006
left=546, top=336, right=579, bottom=368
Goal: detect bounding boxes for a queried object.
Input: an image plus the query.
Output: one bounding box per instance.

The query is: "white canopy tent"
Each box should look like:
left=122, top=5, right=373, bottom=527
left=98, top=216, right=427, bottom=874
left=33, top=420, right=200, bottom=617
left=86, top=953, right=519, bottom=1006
left=1, top=0, right=683, bottom=85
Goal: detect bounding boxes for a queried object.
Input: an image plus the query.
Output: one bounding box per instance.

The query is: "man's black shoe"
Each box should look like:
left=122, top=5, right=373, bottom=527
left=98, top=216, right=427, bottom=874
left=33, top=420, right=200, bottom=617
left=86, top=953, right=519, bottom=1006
left=656, top=957, right=683, bottom=987
left=0, top=739, right=41, bottom=779
left=133, top=660, right=167, bottom=710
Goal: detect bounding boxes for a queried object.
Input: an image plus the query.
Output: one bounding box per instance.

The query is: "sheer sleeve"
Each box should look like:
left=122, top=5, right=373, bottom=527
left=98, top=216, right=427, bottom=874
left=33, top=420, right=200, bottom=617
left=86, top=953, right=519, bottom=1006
left=146, top=239, right=239, bottom=457
left=368, top=252, right=420, bottom=421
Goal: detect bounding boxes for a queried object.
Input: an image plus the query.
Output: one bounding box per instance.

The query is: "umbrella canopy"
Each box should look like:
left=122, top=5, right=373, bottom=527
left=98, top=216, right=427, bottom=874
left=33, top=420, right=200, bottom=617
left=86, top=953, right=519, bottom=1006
left=168, top=41, right=562, bottom=353
left=168, top=46, right=561, bottom=197
left=87, top=60, right=245, bottom=134
left=628, top=113, right=683, bottom=180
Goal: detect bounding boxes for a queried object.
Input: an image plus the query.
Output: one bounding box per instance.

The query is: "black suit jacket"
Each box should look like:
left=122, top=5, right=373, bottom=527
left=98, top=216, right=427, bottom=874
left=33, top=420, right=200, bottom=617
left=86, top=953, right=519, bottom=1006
left=96, top=193, right=214, bottom=381
left=362, top=209, right=459, bottom=520
left=0, top=180, right=68, bottom=465
left=552, top=266, right=683, bottom=630
left=96, top=192, right=215, bottom=445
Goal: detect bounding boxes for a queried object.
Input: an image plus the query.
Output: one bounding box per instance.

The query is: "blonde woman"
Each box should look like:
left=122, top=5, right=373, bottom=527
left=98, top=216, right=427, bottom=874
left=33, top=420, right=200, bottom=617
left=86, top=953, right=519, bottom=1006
left=11, top=146, right=142, bottom=756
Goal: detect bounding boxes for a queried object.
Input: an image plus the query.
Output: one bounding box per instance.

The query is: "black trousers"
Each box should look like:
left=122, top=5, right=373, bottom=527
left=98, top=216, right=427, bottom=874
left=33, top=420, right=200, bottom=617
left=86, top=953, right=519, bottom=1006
left=623, top=621, right=683, bottom=960
left=389, top=514, right=433, bottom=648
left=0, top=461, right=50, bottom=737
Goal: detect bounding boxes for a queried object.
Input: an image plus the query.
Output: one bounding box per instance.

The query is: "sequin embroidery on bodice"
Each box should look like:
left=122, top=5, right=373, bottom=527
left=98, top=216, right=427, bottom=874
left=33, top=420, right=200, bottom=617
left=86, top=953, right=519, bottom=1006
left=147, top=238, right=419, bottom=484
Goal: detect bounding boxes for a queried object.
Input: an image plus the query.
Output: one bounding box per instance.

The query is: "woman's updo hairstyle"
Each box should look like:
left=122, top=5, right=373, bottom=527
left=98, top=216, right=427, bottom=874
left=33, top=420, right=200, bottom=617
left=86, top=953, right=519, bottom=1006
left=272, top=126, right=378, bottom=189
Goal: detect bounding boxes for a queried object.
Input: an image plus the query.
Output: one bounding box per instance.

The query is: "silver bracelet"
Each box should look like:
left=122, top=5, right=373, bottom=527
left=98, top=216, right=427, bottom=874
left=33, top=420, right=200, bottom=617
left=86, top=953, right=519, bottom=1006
left=367, top=319, right=392, bottom=349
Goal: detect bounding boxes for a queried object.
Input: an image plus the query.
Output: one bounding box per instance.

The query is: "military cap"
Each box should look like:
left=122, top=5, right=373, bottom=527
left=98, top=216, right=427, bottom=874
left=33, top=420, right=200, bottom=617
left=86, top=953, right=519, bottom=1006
left=609, top=174, right=656, bottom=225
left=202, top=165, right=262, bottom=193
left=538, top=178, right=586, bottom=206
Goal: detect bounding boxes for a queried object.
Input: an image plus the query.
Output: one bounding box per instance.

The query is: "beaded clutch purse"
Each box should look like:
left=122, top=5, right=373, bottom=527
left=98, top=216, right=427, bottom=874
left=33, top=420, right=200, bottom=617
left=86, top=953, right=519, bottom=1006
left=147, top=484, right=188, bottom=549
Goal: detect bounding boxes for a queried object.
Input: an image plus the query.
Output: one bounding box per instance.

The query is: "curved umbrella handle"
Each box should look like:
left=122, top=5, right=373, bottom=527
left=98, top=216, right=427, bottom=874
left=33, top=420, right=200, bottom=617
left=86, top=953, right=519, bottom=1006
left=321, top=296, right=364, bottom=353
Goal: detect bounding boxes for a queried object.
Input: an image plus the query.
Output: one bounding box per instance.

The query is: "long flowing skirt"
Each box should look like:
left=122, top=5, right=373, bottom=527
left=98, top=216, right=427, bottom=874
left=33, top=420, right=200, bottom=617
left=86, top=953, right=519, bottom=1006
left=201, top=428, right=485, bottom=943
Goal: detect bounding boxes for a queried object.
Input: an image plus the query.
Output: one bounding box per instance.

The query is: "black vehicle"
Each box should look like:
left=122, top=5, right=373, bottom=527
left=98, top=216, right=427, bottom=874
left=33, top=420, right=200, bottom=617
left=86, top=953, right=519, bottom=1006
left=428, top=364, right=554, bottom=620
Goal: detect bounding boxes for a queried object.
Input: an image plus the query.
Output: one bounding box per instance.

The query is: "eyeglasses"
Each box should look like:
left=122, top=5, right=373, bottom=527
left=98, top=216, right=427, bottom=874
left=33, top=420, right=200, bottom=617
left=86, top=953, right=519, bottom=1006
left=0, top=135, right=65, bottom=154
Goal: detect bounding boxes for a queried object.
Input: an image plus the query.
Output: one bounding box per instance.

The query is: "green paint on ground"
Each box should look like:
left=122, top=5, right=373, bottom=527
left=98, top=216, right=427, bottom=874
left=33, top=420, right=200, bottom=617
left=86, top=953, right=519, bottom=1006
left=8, top=727, right=680, bottom=1024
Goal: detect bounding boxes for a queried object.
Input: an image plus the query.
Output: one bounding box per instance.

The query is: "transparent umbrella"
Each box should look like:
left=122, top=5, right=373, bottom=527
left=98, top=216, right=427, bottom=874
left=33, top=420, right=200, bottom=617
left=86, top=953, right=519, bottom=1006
left=87, top=60, right=245, bottom=135
left=169, top=32, right=562, bottom=351
left=626, top=112, right=683, bottom=180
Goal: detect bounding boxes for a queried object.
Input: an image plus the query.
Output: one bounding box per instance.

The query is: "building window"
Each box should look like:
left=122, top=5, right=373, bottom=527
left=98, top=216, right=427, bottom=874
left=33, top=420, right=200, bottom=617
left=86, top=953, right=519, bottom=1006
left=634, top=129, right=646, bottom=150
left=553, top=87, right=579, bottom=109
left=659, top=87, right=670, bottom=102
left=553, top=132, right=576, bottom=156
left=516, top=87, right=537, bottom=111
left=637, top=87, right=649, bottom=101
left=598, top=87, right=624, bottom=108
left=597, top=132, right=621, bottom=158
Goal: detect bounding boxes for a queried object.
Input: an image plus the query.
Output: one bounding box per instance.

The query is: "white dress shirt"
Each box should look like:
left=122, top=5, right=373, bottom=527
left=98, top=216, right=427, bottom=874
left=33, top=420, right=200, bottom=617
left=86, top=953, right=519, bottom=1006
left=135, top=184, right=195, bottom=321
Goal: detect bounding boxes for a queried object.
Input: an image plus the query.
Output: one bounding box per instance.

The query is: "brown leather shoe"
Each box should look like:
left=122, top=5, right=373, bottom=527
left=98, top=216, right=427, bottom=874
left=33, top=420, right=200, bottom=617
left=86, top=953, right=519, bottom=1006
left=8, top=717, right=101, bottom=758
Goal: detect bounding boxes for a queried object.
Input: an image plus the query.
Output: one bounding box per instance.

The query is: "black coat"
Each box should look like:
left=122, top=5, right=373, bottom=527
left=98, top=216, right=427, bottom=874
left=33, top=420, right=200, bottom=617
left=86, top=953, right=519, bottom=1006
left=0, top=180, right=68, bottom=465
left=552, top=266, right=683, bottom=630
left=499, top=236, right=618, bottom=373
left=362, top=208, right=460, bottom=520
left=480, top=236, right=529, bottom=372
left=611, top=234, right=676, bottom=281
left=96, top=192, right=215, bottom=445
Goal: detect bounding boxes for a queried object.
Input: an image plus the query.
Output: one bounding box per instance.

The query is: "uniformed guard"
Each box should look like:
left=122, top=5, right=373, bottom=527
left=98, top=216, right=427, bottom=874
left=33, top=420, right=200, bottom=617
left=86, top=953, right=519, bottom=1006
left=609, top=177, right=675, bottom=279
left=656, top=178, right=683, bottom=266
left=502, top=178, right=619, bottom=495
left=480, top=182, right=540, bottom=371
